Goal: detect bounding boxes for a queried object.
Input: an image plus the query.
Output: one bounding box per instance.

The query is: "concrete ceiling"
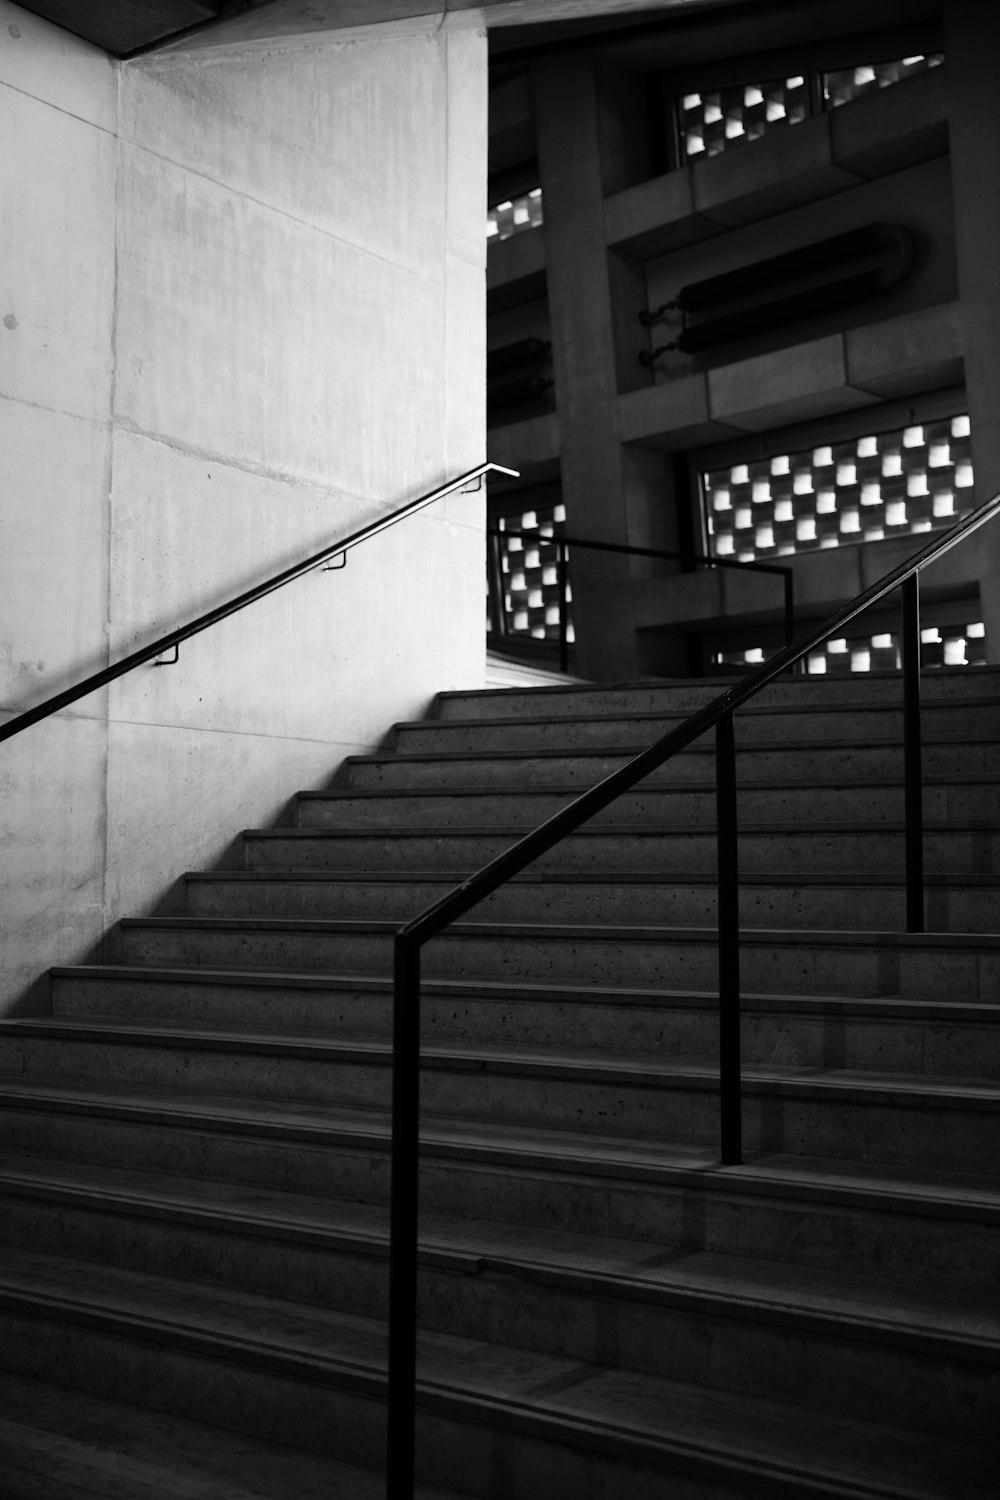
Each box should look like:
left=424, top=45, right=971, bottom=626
left=14, top=0, right=753, bottom=57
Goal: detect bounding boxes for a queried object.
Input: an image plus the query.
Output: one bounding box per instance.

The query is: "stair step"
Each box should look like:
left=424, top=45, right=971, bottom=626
left=115, top=917, right=1000, bottom=999
left=49, top=965, right=1000, bottom=1074
left=293, top=779, right=1000, bottom=830
left=240, top=822, right=1000, bottom=875
left=3, top=1021, right=1000, bottom=1168
left=396, top=699, right=1000, bottom=752
left=3, top=1081, right=1000, bottom=1286
left=0, top=1247, right=995, bottom=1495
left=432, top=670, right=1000, bottom=720
left=182, top=868, right=999, bottom=931
left=0, top=1160, right=998, bottom=1446
left=344, top=736, right=1000, bottom=789
left=0, top=1373, right=461, bottom=1500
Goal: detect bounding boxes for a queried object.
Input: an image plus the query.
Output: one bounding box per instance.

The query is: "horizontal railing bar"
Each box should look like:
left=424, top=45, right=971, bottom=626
left=0, top=462, right=518, bottom=747
left=403, top=489, right=1000, bottom=946
left=488, top=525, right=792, bottom=576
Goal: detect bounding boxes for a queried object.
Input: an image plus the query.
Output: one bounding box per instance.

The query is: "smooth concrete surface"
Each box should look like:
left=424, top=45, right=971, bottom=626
left=164, top=0, right=739, bottom=52
left=0, top=2, right=488, bottom=1012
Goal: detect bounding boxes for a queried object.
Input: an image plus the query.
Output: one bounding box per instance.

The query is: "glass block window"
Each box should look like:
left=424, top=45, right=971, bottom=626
left=822, top=53, right=944, bottom=110
left=491, top=504, right=574, bottom=643
left=715, top=620, right=986, bottom=675
left=487, top=187, right=543, bottom=241
left=678, top=77, right=808, bottom=161
left=704, top=415, right=974, bottom=564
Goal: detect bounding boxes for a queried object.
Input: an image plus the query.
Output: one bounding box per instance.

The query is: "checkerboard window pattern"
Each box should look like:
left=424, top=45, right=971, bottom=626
left=703, top=416, right=975, bottom=565
left=716, top=620, right=986, bottom=675
left=492, top=505, right=574, bottom=643
left=822, top=54, right=944, bottom=110
left=678, top=77, right=808, bottom=161
left=487, top=187, right=543, bottom=242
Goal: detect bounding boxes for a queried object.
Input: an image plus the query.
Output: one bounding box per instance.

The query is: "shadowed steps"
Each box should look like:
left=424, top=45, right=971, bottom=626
left=0, top=669, right=998, bottom=1496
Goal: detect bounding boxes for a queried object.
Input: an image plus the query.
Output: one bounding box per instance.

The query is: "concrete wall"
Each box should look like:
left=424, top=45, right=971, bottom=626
left=0, top=2, right=487, bottom=1011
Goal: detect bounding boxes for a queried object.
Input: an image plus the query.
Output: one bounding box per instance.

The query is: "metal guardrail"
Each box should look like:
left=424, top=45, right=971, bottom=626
left=385, top=487, right=1000, bottom=1499
left=487, top=525, right=795, bottom=672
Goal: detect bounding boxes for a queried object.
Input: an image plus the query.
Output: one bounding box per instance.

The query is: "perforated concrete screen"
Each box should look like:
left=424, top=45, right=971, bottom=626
left=703, top=416, right=975, bottom=565
left=492, top=504, right=574, bottom=642
left=822, top=54, right=944, bottom=109
left=678, top=77, right=808, bottom=160
left=678, top=53, right=944, bottom=163
left=716, top=620, right=986, bottom=676
left=488, top=187, right=543, bottom=241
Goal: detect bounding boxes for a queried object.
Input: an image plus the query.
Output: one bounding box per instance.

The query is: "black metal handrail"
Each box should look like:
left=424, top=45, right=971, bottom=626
left=488, top=524, right=795, bottom=672
left=0, top=463, right=518, bottom=747
left=385, top=487, right=1000, bottom=1500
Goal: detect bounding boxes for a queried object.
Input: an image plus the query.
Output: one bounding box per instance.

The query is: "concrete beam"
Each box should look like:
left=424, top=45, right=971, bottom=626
left=163, top=0, right=748, bottom=51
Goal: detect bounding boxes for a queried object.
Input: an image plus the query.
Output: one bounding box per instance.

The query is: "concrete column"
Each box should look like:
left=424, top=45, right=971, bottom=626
left=534, top=56, right=679, bottom=679
left=943, top=0, right=1000, bottom=658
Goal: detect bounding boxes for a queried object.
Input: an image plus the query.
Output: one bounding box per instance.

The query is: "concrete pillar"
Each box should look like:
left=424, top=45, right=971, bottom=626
left=534, top=56, right=680, bottom=679
left=943, top=0, right=1000, bottom=658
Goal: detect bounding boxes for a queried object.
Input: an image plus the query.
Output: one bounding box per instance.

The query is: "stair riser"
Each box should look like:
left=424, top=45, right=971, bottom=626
left=117, top=926, right=1000, bottom=1001
left=0, top=1200, right=991, bottom=1442
left=2, top=1107, right=997, bottom=1291
left=2, top=1043, right=996, bottom=1169
left=348, top=742, right=1000, bottom=791
left=293, top=784, right=1000, bottom=830
left=436, top=672, right=1000, bottom=720
left=0, top=1305, right=816, bottom=1500
left=48, top=978, right=1000, bottom=1078
left=398, top=703, right=1000, bottom=753
left=183, top=875, right=994, bottom=933
left=242, top=827, right=1000, bottom=875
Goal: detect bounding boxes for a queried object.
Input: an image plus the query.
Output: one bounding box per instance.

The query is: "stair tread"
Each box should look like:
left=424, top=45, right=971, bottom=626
left=184, top=867, right=1000, bottom=887
left=5, top=1077, right=1000, bottom=1208
left=116, top=914, right=1000, bottom=948
left=1, top=1153, right=999, bottom=1347
left=49, top=962, right=1000, bottom=1018
left=297, top=773, right=1000, bottom=796
left=348, top=732, right=1000, bottom=763
left=0, top=1374, right=460, bottom=1500
left=0, top=1247, right=995, bottom=1498
left=6, top=1021, right=1000, bottom=1097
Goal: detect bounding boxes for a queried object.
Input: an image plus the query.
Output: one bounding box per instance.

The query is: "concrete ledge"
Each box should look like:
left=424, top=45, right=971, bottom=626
left=486, top=410, right=559, bottom=473
left=605, top=73, right=948, bottom=262
left=707, top=335, right=880, bottom=432
left=831, top=65, right=949, bottom=181
left=486, top=229, right=546, bottom=311
left=693, top=113, right=859, bottom=229
left=619, top=374, right=738, bottom=451
left=846, top=302, right=964, bottom=399
left=604, top=171, right=720, bottom=258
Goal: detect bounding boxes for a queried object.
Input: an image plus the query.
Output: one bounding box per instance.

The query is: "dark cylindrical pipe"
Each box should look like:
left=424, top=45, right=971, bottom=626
left=715, top=710, right=742, bottom=1166
left=901, top=576, right=925, bottom=934
left=676, top=222, right=912, bottom=312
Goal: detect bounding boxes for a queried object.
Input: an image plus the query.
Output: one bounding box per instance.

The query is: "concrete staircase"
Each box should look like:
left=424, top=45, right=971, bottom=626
left=1, top=669, right=999, bottom=1498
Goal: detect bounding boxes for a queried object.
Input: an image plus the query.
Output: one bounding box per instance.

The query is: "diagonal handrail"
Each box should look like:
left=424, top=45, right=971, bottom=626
left=0, top=463, right=518, bottom=747
left=385, top=486, right=1000, bottom=1500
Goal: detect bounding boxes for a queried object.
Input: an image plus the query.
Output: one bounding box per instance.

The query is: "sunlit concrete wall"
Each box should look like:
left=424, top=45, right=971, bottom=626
left=0, top=1, right=487, bottom=1012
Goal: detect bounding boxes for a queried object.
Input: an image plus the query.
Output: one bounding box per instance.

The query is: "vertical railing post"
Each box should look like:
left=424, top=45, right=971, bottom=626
left=715, top=709, right=742, bottom=1165
left=901, top=574, right=924, bottom=933
left=386, top=934, right=421, bottom=1500
left=783, top=570, right=795, bottom=648
left=557, top=540, right=569, bottom=674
